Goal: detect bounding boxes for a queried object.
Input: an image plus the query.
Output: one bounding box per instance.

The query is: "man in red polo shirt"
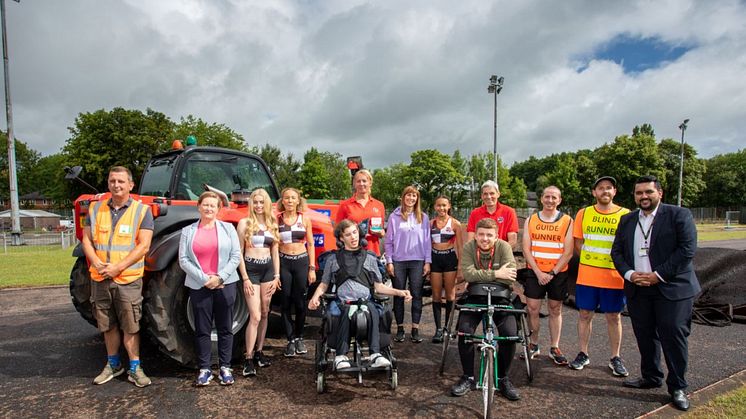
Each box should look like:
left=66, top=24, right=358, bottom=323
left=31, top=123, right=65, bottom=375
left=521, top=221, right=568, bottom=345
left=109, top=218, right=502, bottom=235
left=467, top=180, right=519, bottom=247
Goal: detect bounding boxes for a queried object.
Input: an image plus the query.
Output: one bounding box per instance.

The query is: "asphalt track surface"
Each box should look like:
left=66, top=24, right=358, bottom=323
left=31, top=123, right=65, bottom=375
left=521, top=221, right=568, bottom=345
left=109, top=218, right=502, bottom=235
left=1, top=286, right=744, bottom=418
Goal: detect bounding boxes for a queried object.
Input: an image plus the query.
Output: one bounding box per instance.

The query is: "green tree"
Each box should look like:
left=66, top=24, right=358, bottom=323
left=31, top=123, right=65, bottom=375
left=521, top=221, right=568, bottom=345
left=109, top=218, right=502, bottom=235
left=62, top=108, right=174, bottom=190
left=296, top=148, right=349, bottom=199
left=535, top=153, right=583, bottom=212
left=405, top=149, right=462, bottom=210
left=697, top=149, right=746, bottom=207
left=248, top=143, right=301, bottom=190
left=0, top=134, right=41, bottom=200
left=657, top=138, right=706, bottom=207
left=447, top=150, right=470, bottom=211
left=29, top=153, right=71, bottom=208
left=173, top=115, right=247, bottom=151
left=372, top=163, right=410, bottom=210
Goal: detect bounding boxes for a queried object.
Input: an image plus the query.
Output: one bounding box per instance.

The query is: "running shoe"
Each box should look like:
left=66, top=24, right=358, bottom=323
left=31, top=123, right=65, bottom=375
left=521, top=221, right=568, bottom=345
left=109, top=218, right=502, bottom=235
left=93, top=363, right=124, bottom=385
left=549, top=347, right=569, bottom=365
left=569, top=352, right=590, bottom=370
left=254, top=351, right=272, bottom=368
left=219, top=366, right=234, bottom=385
left=195, top=369, right=213, bottom=386
left=242, top=358, right=257, bottom=377
left=609, top=356, right=629, bottom=377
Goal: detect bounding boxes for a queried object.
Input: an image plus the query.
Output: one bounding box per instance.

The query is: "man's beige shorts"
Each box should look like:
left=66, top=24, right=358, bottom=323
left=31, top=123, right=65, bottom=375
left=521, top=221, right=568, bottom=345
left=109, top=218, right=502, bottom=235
left=91, top=278, right=143, bottom=334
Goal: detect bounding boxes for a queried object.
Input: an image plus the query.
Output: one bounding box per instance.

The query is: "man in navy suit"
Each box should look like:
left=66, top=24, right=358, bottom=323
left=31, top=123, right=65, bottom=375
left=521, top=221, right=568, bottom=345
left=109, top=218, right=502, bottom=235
left=611, top=175, right=700, bottom=411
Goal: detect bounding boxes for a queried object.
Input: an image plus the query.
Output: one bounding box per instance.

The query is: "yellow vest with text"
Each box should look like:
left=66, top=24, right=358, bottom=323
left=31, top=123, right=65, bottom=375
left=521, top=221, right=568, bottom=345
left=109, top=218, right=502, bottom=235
left=528, top=212, right=572, bottom=272
left=88, top=199, right=148, bottom=284
left=579, top=205, right=629, bottom=270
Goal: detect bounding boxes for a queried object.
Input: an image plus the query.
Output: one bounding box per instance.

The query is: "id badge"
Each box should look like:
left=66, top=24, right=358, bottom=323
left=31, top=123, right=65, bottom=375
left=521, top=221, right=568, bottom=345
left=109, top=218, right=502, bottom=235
left=638, top=247, right=649, bottom=257
left=119, top=224, right=132, bottom=235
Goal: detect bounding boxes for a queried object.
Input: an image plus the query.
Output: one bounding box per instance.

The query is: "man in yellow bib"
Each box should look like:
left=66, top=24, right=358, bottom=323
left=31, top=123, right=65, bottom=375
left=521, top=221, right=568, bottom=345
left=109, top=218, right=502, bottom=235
left=82, top=167, right=154, bottom=387
left=569, top=176, right=630, bottom=377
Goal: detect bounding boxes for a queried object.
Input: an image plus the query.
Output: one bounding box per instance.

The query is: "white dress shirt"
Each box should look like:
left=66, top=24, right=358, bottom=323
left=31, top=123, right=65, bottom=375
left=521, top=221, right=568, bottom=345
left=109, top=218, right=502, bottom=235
left=623, top=205, right=665, bottom=282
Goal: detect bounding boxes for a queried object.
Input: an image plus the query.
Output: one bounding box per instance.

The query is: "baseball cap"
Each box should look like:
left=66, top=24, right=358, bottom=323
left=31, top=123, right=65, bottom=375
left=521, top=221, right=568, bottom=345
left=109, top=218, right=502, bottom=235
left=593, top=176, right=617, bottom=188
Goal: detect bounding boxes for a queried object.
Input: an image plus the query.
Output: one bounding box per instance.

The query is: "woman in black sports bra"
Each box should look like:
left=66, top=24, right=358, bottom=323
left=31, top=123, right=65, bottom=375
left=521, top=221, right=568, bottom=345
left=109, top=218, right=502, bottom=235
left=276, top=187, right=316, bottom=358
left=237, top=188, right=280, bottom=376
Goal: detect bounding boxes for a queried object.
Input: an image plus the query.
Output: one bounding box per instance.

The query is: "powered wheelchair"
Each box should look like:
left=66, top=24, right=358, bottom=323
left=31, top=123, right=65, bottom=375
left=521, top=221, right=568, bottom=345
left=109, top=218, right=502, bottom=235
left=312, top=234, right=399, bottom=393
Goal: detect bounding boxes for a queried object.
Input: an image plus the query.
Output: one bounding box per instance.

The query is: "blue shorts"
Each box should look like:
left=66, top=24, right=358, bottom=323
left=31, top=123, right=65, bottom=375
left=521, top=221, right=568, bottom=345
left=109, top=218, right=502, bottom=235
left=575, top=284, right=625, bottom=313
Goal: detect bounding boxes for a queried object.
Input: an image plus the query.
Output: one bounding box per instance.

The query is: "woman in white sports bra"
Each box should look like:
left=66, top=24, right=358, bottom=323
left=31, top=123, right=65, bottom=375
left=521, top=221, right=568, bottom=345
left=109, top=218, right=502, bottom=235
left=276, top=187, right=316, bottom=358
left=429, top=195, right=463, bottom=343
left=236, top=188, right=280, bottom=376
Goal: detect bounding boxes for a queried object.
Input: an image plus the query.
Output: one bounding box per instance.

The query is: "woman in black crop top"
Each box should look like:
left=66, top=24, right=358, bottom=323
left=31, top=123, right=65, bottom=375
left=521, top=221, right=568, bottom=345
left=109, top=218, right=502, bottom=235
left=237, top=188, right=280, bottom=375
left=276, top=187, right=315, bottom=357
left=429, top=196, right=463, bottom=343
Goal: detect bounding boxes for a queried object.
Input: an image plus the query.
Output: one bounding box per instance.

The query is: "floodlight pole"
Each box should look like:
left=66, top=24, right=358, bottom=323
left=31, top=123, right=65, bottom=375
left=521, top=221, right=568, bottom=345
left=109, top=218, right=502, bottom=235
left=677, top=119, right=689, bottom=207
left=2, top=0, right=22, bottom=245
left=487, top=75, right=504, bottom=181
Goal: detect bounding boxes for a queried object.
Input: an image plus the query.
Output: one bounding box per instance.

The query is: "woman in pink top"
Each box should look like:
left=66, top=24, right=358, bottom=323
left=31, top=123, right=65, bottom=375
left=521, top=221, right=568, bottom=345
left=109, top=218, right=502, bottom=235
left=178, top=192, right=241, bottom=386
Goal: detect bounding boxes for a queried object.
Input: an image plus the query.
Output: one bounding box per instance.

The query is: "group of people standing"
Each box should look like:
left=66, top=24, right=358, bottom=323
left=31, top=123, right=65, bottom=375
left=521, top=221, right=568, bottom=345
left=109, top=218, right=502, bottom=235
left=84, top=165, right=699, bottom=411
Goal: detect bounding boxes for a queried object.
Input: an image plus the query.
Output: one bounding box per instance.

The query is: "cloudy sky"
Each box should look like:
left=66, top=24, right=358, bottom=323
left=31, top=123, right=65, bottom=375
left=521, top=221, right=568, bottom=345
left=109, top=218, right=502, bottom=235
left=3, top=0, right=745, bottom=169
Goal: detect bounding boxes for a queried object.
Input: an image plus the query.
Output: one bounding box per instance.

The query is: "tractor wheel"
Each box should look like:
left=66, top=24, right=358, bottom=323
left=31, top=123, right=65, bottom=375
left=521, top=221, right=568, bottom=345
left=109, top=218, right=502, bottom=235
left=142, top=260, right=249, bottom=367
left=69, top=257, right=97, bottom=327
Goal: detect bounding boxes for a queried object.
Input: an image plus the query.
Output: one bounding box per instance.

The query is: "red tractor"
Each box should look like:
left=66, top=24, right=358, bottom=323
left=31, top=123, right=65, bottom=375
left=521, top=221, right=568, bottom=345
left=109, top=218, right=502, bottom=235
left=68, top=145, right=342, bottom=366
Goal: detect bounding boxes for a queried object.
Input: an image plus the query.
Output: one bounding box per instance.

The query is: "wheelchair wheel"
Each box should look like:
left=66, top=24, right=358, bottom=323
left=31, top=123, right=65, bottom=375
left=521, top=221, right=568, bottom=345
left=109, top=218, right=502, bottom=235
left=316, top=372, right=326, bottom=393
left=389, top=369, right=398, bottom=390
left=520, top=315, right=534, bottom=383
left=482, top=350, right=494, bottom=419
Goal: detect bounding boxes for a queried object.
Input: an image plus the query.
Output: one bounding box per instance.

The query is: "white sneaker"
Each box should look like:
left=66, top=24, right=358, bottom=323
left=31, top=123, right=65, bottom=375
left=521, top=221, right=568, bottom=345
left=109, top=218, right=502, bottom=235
left=334, top=355, right=351, bottom=370
left=370, top=353, right=391, bottom=368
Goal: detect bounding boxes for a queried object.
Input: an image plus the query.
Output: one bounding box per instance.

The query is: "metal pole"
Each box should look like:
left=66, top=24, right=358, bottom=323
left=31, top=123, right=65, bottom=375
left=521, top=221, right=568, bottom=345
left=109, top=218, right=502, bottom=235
left=493, top=87, right=497, bottom=181
left=677, top=119, right=689, bottom=207
left=1, top=0, right=21, bottom=245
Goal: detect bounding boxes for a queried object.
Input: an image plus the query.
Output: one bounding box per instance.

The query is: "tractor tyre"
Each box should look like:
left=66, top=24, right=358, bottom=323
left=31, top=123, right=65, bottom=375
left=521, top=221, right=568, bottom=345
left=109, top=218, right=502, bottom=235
left=69, top=257, right=97, bottom=327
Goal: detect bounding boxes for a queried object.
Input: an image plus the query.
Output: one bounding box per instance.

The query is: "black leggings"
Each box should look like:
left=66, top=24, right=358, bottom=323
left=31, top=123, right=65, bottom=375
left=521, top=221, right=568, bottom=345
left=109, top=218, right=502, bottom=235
left=280, top=253, right=309, bottom=341
left=457, top=308, right=517, bottom=379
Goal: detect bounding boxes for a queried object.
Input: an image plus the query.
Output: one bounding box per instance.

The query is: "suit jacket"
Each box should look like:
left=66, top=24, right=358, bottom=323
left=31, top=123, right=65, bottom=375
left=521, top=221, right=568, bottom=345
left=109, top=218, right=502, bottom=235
left=179, top=220, right=241, bottom=290
left=611, top=203, right=700, bottom=301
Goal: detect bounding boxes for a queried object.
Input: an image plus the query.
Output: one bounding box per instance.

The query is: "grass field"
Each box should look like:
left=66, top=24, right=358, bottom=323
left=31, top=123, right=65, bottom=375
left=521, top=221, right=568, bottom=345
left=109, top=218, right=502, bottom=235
left=0, top=246, right=72, bottom=288
left=686, top=384, right=746, bottom=418
left=696, top=224, right=746, bottom=241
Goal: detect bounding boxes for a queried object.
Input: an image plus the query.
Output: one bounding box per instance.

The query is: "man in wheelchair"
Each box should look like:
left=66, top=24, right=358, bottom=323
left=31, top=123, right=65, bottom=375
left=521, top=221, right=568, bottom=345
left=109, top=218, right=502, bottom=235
left=451, top=218, right=520, bottom=401
left=309, top=219, right=412, bottom=370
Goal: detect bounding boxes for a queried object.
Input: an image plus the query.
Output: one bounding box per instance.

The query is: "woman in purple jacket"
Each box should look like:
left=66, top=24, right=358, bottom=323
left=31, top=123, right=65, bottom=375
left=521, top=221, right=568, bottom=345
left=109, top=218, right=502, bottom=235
left=385, top=186, right=432, bottom=343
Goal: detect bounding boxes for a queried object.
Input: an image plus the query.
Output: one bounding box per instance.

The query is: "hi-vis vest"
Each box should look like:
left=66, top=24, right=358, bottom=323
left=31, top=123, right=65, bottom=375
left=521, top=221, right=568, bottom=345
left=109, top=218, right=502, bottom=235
left=89, top=199, right=148, bottom=284
left=579, top=205, right=629, bottom=270
left=528, top=212, right=572, bottom=272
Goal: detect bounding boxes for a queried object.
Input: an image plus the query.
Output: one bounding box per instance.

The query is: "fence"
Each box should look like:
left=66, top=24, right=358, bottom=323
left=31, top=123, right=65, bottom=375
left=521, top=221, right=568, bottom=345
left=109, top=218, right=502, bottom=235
left=1, top=231, right=78, bottom=254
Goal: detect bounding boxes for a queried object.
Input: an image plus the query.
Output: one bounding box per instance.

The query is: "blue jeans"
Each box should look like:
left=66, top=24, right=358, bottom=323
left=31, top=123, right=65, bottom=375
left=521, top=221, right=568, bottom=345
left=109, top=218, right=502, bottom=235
left=392, top=260, right=425, bottom=325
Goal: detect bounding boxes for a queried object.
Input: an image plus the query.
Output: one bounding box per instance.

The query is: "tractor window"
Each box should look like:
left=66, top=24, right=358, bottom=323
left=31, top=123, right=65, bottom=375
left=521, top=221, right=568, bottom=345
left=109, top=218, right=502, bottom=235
left=175, top=151, right=278, bottom=201
left=140, top=156, right=176, bottom=197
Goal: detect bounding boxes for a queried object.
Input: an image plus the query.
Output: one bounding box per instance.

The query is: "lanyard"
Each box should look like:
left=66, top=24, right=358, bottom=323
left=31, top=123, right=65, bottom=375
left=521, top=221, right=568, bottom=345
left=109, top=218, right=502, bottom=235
left=477, top=247, right=495, bottom=270
left=637, top=216, right=655, bottom=246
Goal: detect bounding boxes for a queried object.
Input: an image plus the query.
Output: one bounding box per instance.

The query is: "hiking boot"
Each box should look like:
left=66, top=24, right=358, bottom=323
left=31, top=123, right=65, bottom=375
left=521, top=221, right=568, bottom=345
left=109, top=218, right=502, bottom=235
left=219, top=366, right=234, bottom=386
left=520, top=343, right=540, bottom=359
left=127, top=365, right=152, bottom=388
left=609, top=356, right=629, bottom=377
left=549, top=347, right=569, bottom=366
left=254, top=351, right=272, bottom=368
left=451, top=375, right=475, bottom=397
left=284, top=340, right=296, bottom=357
left=432, top=328, right=444, bottom=343
left=370, top=353, right=392, bottom=368
left=195, top=369, right=213, bottom=386
left=498, top=378, right=521, bottom=401
left=93, top=363, right=124, bottom=385
left=242, top=358, right=257, bottom=377
left=394, top=327, right=405, bottom=342
left=295, top=338, right=308, bottom=354
left=569, top=352, right=590, bottom=370
left=411, top=328, right=423, bottom=343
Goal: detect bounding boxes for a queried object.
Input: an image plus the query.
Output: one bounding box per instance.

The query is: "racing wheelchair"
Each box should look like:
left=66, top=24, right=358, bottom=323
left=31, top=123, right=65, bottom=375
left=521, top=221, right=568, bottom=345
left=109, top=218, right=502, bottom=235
left=438, top=282, right=533, bottom=418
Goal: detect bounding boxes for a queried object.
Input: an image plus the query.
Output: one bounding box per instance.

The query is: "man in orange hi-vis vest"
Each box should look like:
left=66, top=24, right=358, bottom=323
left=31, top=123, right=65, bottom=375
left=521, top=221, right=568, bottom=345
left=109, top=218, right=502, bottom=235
left=521, top=186, right=574, bottom=366
left=82, top=166, right=154, bottom=388
left=569, top=176, right=630, bottom=378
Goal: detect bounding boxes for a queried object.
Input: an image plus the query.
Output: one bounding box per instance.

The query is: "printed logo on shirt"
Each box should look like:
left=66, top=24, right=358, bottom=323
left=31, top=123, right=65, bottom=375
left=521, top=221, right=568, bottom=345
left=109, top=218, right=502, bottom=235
left=497, top=217, right=504, bottom=224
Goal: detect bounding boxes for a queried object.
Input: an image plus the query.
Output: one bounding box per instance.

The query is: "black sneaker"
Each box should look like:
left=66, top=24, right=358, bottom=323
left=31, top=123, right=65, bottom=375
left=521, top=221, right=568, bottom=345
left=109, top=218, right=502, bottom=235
left=609, top=356, right=629, bottom=377
left=411, top=328, right=423, bottom=343
left=284, top=341, right=296, bottom=357
left=431, top=328, right=444, bottom=343
left=451, top=375, right=475, bottom=397
left=569, top=351, right=590, bottom=370
left=394, top=327, right=405, bottom=342
left=498, top=378, right=520, bottom=401
left=254, top=351, right=271, bottom=368
left=295, top=338, right=308, bottom=355
left=549, top=347, right=569, bottom=366
left=242, top=358, right=257, bottom=377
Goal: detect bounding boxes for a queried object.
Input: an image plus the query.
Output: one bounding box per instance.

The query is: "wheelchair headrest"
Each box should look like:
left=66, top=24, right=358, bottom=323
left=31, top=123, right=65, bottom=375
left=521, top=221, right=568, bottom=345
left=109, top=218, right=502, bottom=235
left=467, top=282, right=512, bottom=300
